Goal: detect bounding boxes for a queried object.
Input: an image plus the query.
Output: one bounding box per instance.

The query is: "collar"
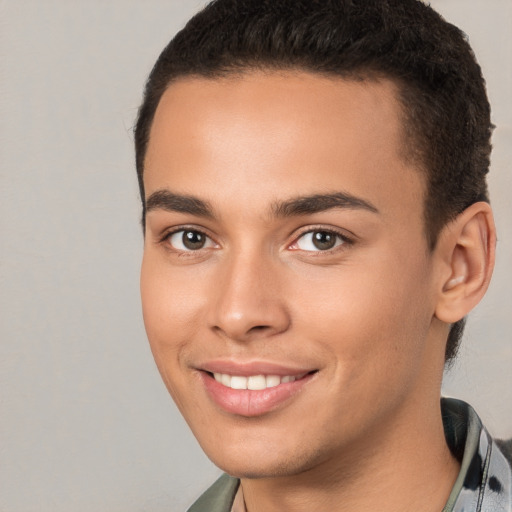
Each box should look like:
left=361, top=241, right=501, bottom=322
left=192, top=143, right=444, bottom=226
left=441, top=398, right=511, bottom=511
left=187, top=398, right=512, bottom=512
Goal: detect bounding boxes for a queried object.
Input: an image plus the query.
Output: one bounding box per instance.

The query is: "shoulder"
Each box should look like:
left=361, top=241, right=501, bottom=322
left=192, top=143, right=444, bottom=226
left=496, top=438, right=512, bottom=467
left=187, top=473, right=240, bottom=512
left=441, top=398, right=512, bottom=511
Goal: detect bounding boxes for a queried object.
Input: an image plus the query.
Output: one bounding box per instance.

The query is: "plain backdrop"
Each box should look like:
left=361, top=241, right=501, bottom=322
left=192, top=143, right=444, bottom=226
left=0, top=1, right=510, bottom=510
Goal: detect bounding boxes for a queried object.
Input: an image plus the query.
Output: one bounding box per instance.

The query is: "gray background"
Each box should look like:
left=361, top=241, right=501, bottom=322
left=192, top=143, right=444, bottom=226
left=0, top=1, right=510, bottom=511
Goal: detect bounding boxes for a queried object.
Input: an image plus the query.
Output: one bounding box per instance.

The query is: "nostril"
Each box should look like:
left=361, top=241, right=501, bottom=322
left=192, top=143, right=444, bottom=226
left=248, top=325, right=271, bottom=333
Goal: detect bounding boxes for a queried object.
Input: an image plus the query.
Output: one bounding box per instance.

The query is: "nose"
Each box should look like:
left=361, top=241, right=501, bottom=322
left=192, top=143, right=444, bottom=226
left=208, top=250, right=291, bottom=342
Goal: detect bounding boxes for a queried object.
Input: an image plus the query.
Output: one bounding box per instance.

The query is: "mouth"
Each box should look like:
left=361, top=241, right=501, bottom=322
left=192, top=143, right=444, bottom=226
left=199, top=366, right=318, bottom=417
left=210, top=372, right=310, bottom=390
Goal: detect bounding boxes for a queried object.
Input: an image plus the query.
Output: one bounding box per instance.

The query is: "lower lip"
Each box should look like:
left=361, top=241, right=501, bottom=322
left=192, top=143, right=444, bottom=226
left=200, top=372, right=315, bottom=417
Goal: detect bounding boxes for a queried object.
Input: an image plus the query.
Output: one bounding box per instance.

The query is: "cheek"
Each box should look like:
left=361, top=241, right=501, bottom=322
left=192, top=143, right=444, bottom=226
left=140, top=256, right=204, bottom=377
left=140, top=256, right=212, bottom=417
left=289, top=251, right=432, bottom=371
left=141, top=255, right=202, bottom=334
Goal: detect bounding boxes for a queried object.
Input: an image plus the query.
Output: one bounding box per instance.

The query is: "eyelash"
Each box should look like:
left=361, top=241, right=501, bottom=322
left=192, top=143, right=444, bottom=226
left=159, top=226, right=218, bottom=255
left=289, top=226, right=354, bottom=254
left=159, top=226, right=354, bottom=255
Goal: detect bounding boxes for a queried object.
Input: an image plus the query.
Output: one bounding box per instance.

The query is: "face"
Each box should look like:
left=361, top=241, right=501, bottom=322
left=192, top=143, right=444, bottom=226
left=141, top=72, right=444, bottom=478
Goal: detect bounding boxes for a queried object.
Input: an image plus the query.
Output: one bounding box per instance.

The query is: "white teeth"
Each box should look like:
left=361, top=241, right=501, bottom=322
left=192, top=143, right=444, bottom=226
left=230, top=376, right=248, bottom=389
left=265, top=375, right=281, bottom=388
left=247, top=375, right=266, bottom=390
left=212, top=372, right=306, bottom=390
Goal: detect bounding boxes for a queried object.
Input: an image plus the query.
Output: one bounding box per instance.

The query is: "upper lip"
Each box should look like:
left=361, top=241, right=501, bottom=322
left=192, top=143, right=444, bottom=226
left=199, top=360, right=317, bottom=377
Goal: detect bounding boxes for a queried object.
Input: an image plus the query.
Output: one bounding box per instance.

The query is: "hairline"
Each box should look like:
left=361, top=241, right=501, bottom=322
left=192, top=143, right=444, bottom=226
left=139, top=65, right=433, bottom=247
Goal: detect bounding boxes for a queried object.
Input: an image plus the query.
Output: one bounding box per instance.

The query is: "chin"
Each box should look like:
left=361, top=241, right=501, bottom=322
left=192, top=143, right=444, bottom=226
left=204, top=441, right=325, bottom=480
left=216, top=460, right=302, bottom=480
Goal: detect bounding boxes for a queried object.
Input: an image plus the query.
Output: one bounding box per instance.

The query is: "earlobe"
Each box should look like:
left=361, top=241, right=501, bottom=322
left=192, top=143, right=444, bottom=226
left=435, top=202, right=496, bottom=324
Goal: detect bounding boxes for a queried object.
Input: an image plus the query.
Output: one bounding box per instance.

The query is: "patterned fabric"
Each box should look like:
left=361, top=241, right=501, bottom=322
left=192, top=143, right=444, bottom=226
left=441, top=398, right=512, bottom=512
left=187, top=398, right=512, bottom=512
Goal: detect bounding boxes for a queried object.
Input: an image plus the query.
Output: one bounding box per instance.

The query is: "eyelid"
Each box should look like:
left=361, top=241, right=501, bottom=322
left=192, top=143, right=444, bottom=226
left=288, top=226, right=355, bottom=252
left=159, top=225, right=219, bottom=252
left=157, top=224, right=354, bottom=254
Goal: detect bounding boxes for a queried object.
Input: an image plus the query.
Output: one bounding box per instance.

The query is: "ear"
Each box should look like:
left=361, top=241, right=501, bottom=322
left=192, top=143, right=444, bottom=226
left=434, top=202, right=496, bottom=324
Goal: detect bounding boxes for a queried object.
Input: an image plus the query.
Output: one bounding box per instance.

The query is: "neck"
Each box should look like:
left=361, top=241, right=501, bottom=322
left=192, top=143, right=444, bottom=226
left=240, top=395, right=460, bottom=512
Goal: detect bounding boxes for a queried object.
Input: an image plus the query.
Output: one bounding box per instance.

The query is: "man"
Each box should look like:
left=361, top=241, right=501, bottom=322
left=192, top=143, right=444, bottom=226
left=135, top=0, right=511, bottom=510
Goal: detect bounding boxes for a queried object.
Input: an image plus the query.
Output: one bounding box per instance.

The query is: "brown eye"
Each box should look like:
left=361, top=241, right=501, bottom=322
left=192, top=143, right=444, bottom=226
left=312, top=231, right=337, bottom=250
left=293, top=230, right=346, bottom=251
left=167, top=229, right=215, bottom=251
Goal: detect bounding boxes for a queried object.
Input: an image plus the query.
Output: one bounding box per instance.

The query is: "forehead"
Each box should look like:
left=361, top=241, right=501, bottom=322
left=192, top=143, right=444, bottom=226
left=144, top=71, right=424, bottom=221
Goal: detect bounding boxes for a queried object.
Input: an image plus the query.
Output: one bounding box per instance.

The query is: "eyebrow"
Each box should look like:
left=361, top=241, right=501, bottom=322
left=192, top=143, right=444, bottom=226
left=145, top=189, right=214, bottom=218
left=271, top=192, right=379, bottom=217
left=144, top=189, right=379, bottom=220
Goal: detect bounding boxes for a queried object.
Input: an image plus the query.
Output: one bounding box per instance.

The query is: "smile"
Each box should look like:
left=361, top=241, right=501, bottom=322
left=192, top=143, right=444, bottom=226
left=212, top=373, right=307, bottom=390
left=200, top=368, right=317, bottom=417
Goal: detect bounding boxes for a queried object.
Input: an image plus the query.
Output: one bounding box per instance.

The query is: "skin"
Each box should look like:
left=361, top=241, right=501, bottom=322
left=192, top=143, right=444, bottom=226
left=140, top=71, right=495, bottom=511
